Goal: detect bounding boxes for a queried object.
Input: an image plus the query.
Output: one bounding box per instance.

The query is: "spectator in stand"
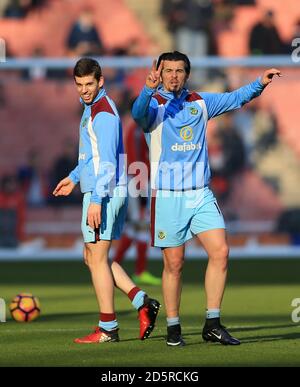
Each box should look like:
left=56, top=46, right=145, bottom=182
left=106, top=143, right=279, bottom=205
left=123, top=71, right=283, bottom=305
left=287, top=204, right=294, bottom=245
left=161, top=0, right=214, bottom=86
left=232, top=103, right=256, bottom=168
left=66, top=8, right=105, bottom=57
left=162, top=0, right=214, bottom=57
left=18, top=149, right=48, bottom=207
left=4, top=0, right=30, bottom=18
left=21, top=47, right=67, bottom=81
left=21, top=47, right=47, bottom=81
left=249, top=10, right=285, bottom=55
left=217, top=114, right=246, bottom=178
left=209, top=114, right=246, bottom=203
left=253, top=108, right=278, bottom=156
left=4, top=0, right=44, bottom=18
left=208, top=128, right=229, bottom=202
left=0, top=174, right=26, bottom=247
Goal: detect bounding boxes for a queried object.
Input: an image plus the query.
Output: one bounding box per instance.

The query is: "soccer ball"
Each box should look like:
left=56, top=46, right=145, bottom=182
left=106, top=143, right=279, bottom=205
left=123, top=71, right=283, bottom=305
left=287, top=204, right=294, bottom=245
left=9, top=293, right=41, bottom=322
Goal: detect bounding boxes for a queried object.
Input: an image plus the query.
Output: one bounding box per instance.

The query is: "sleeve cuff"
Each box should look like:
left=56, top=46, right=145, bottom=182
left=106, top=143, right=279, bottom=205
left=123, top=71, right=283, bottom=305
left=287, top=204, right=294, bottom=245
left=68, top=173, right=78, bottom=185
left=90, top=194, right=102, bottom=204
left=144, top=85, right=156, bottom=94
left=256, top=76, right=265, bottom=89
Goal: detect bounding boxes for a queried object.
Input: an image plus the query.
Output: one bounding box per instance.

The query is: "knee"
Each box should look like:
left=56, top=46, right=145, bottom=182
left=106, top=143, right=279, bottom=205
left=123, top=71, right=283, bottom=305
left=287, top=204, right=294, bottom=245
left=84, top=247, right=92, bottom=269
left=164, top=255, right=184, bottom=277
left=84, top=245, right=106, bottom=271
left=210, top=244, right=229, bottom=271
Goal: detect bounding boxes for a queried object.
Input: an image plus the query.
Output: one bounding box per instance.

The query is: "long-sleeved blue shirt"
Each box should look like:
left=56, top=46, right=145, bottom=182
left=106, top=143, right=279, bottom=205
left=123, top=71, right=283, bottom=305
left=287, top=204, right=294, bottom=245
left=69, top=88, right=125, bottom=204
left=132, top=78, right=265, bottom=191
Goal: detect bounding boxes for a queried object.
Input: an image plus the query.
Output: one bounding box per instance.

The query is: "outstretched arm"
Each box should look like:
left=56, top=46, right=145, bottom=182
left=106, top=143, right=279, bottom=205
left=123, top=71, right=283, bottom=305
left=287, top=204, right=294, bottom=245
left=201, top=68, right=282, bottom=119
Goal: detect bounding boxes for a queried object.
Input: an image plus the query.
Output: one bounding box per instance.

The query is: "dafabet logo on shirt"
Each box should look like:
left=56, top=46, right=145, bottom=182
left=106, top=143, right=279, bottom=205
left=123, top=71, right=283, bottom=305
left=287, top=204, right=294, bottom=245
left=171, top=142, right=201, bottom=152
left=171, top=126, right=201, bottom=152
left=180, top=126, right=194, bottom=142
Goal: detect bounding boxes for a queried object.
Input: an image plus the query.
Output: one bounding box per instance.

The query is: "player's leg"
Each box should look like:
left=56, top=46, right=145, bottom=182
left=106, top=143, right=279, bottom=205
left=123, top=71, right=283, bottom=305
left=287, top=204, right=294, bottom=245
left=133, top=218, right=162, bottom=286
left=112, top=231, right=133, bottom=264
left=162, top=245, right=186, bottom=346
left=111, top=260, right=160, bottom=340
left=112, top=212, right=135, bottom=265
left=113, top=195, right=137, bottom=265
left=74, top=241, right=119, bottom=344
left=162, top=245, right=184, bottom=318
left=196, top=229, right=229, bottom=310
left=74, top=192, right=119, bottom=344
left=135, top=230, right=148, bottom=275
left=110, top=189, right=160, bottom=340
left=190, top=188, right=228, bottom=310
left=190, top=187, right=240, bottom=345
left=85, top=240, right=115, bottom=313
left=134, top=204, right=148, bottom=276
left=151, top=190, right=191, bottom=346
left=126, top=195, right=160, bottom=285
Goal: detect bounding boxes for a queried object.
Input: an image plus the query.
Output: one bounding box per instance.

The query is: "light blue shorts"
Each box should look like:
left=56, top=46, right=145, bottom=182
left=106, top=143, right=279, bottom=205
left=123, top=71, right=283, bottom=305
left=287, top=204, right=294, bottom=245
left=150, top=187, right=225, bottom=247
left=81, top=186, right=127, bottom=243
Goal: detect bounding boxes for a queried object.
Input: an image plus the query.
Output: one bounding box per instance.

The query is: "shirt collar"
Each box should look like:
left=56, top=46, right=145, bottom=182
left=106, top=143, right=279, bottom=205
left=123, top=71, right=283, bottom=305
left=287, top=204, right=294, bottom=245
left=157, top=85, right=189, bottom=101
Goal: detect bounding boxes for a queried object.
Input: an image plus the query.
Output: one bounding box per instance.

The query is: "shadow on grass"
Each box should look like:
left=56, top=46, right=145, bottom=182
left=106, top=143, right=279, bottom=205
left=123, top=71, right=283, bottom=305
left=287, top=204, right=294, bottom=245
left=148, top=320, right=300, bottom=346
left=229, top=323, right=297, bottom=333
left=239, top=332, right=300, bottom=343
left=0, top=259, right=299, bottom=285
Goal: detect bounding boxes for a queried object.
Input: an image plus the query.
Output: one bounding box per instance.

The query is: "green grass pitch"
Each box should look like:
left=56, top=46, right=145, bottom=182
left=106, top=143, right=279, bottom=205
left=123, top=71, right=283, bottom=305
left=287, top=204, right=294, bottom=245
left=0, top=258, right=299, bottom=367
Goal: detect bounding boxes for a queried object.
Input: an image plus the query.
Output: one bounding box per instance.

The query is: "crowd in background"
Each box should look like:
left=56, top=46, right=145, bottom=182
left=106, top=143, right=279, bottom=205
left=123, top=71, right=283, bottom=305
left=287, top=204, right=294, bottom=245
left=0, top=0, right=299, bottom=248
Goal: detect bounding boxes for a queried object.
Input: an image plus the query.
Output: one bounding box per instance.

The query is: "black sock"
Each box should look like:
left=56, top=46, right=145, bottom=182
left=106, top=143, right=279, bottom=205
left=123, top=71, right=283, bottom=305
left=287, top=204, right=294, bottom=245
left=205, top=317, right=220, bottom=327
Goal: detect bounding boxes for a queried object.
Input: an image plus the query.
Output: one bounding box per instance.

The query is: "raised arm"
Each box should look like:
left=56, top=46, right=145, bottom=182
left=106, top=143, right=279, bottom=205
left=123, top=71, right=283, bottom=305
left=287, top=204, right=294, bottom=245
left=201, top=68, right=281, bottom=119
left=132, top=59, right=164, bottom=131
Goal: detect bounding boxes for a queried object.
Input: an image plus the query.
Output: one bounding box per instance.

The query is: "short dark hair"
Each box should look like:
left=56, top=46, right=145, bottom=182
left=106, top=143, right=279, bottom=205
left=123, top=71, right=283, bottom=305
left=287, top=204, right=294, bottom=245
left=157, top=51, right=191, bottom=75
left=73, top=57, right=102, bottom=81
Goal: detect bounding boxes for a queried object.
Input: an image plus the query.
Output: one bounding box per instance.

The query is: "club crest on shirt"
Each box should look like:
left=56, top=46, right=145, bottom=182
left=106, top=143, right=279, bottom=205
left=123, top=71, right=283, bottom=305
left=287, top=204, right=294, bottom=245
left=180, top=126, right=194, bottom=142
left=190, top=107, right=198, bottom=115
left=158, top=231, right=166, bottom=240
left=81, top=118, right=88, bottom=128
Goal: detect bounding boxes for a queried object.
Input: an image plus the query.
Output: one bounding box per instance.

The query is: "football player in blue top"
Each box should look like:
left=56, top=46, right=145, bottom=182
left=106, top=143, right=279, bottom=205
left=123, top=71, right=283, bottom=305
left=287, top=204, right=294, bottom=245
left=53, top=58, right=160, bottom=344
left=132, top=51, right=281, bottom=346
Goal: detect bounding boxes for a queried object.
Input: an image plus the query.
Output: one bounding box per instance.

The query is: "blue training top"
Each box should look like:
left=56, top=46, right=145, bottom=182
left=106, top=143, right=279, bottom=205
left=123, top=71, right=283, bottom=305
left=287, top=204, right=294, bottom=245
left=69, top=88, right=125, bottom=204
left=132, top=78, right=265, bottom=191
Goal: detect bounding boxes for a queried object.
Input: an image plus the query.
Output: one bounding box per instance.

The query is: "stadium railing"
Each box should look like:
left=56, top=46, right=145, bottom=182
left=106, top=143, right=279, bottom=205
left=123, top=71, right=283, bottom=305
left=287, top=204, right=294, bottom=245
left=0, top=55, right=298, bottom=69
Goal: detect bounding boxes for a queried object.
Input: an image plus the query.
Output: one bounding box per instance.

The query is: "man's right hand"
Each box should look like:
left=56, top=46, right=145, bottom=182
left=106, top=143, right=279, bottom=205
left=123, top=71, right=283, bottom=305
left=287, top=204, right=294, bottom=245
left=145, top=59, right=164, bottom=89
left=53, top=177, right=75, bottom=197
